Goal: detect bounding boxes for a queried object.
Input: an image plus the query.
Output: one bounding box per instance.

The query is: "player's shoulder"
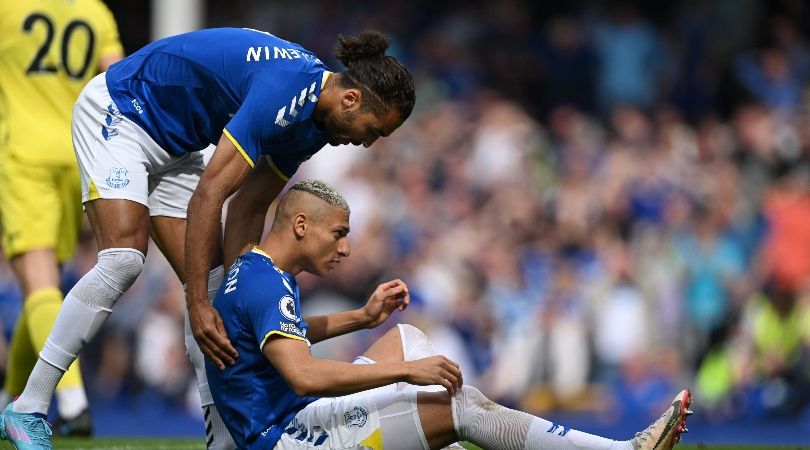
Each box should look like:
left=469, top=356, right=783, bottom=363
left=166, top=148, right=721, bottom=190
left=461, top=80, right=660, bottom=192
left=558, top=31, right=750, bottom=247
left=238, top=28, right=327, bottom=74
left=230, top=250, right=293, bottom=301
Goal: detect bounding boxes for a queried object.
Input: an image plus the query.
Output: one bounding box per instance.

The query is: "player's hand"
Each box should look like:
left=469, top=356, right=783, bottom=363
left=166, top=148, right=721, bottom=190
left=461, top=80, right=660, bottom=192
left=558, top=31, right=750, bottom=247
left=189, top=301, right=239, bottom=369
left=361, top=279, right=410, bottom=328
left=404, top=355, right=463, bottom=395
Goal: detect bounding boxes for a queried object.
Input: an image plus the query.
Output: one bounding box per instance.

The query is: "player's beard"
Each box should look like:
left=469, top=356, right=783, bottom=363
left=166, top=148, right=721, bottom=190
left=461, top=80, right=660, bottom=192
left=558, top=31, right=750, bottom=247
left=325, top=109, right=357, bottom=145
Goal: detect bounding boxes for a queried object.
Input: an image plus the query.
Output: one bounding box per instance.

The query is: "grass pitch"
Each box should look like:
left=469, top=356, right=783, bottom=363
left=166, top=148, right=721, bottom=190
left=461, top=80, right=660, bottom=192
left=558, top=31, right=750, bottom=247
left=0, top=440, right=806, bottom=449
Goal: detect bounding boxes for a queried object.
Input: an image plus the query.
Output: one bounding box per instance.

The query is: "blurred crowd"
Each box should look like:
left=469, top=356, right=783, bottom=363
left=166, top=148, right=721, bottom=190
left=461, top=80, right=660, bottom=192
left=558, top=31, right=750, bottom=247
left=2, top=0, right=810, bottom=431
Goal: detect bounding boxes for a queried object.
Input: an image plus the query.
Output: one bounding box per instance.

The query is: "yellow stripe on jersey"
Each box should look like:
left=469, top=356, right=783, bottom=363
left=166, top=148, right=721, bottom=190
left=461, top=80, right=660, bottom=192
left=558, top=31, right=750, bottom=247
left=269, top=161, right=290, bottom=181
left=251, top=247, right=273, bottom=261
left=360, top=428, right=383, bottom=450
left=260, top=330, right=309, bottom=351
left=222, top=128, right=255, bottom=168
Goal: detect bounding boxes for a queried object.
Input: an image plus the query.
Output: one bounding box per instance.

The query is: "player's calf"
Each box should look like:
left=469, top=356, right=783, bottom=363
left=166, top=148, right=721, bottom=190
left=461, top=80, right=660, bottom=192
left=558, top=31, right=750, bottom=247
left=449, top=385, right=692, bottom=450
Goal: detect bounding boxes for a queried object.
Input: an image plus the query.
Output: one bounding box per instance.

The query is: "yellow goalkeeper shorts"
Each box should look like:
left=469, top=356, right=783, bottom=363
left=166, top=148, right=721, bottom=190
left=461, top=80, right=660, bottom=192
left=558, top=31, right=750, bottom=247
left=0, top=153, right=82, bottom=263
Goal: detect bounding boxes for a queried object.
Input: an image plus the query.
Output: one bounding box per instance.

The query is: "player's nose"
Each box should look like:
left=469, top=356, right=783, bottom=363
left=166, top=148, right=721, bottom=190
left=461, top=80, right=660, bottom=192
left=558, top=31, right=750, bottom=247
left=338, top=238, right=350, bottom=257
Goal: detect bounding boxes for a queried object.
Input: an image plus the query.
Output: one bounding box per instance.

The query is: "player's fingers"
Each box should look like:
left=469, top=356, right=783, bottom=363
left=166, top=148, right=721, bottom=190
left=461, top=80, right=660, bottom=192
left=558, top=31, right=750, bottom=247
left=441, top=378, right=456, bottom=397
left=398, top=291, right=410, bottom=311
left=444, top=371, right=460, bottom=392
left=443, top=359, right=460, bottom=373
left=382, top=279, right=407, bottom=294
left=438, top=377, right=454, bottom=395
left=214, top=316, right=239, bottom=358
left=204, top=329, right=237, bottom=365
left=199, top=338, right=225, bottom=369
left=450, top=366, right=463, bottom=387
left=383, top=284, right=407, bottom=297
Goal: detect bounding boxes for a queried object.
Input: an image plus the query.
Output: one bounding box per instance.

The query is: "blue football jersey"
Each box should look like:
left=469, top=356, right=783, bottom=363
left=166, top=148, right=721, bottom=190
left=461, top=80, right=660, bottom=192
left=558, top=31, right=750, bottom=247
left=207, top=248, right=317, bottom=449
left=105, top=28, right=330, bottom=178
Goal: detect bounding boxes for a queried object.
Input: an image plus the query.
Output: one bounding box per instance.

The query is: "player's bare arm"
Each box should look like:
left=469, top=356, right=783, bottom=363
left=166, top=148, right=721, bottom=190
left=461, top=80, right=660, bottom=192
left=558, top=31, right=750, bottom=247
left=186, top=134, right=252, bottom=369
left=305, top=279, right=410, bottom=344
left=263, top=336, right=462, bottom=396
left=223, top=157, right=287, bottom=268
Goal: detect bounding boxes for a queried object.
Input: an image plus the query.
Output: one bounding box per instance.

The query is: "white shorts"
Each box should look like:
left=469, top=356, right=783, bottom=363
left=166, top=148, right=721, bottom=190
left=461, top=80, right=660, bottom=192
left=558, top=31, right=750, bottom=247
left=274, top=390, right=428, bottom=450
left=273, top=357, right=429, bottom=450
left=72, top=73, right=214, bottom=218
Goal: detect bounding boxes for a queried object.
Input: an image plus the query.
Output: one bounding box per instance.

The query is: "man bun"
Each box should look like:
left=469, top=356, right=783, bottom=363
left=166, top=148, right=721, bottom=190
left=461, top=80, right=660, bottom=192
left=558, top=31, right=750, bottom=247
left=334, top=30, right=390, bottom=67
left=332, top=30, right=414, bottom=120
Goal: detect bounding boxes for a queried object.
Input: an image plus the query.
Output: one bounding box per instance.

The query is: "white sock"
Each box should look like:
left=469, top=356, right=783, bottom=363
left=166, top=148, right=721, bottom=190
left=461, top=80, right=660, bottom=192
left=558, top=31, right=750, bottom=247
left=204, top=404, right=236, bottom=450
left=523, top=417, right=633, bottom=450
left=13, top=359, right=62, bottom=414
left=452, top=386, right=633, bottom=450
left=14, top=248, right=144, bottom=415
left=56, top=387, right=89, bottom=419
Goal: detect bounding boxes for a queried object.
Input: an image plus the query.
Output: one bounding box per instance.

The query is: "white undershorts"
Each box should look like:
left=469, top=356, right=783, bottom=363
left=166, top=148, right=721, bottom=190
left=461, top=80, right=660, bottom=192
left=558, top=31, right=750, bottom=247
left=71, top=72, right=214, bottom=218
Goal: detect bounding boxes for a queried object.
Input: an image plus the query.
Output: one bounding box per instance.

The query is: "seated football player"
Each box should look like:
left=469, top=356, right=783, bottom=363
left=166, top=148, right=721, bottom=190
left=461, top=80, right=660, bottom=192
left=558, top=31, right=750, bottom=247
left=206, top=179, right=693, bottom=450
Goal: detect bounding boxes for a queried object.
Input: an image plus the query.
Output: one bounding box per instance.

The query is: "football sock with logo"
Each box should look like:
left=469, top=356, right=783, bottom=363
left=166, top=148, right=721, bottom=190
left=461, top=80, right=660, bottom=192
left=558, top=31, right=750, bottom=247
left=522, top=417, right=633, bottom=450
left=452, top=386, right=632, bottom=450
left=14, top=248, right=144, bottom=415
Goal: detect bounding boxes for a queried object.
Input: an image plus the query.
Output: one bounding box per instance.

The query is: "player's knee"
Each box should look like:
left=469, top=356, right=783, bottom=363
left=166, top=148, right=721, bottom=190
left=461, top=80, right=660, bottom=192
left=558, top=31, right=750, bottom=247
left=94, top=248, right=145, bottom=295
left=451, top=385, right=531, bottom=447
left=397, top=323, right=426, bottom=340
left=452, top=386, right=493, bottom=436
left=397, top=323, right=437, bottom=361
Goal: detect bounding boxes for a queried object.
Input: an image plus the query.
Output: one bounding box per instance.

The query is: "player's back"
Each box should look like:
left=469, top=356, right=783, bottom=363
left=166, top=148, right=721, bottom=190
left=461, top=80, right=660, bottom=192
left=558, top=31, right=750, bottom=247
left=105, top=28, right=329, bottom=156
left=0, top=0, right=122, bottom=164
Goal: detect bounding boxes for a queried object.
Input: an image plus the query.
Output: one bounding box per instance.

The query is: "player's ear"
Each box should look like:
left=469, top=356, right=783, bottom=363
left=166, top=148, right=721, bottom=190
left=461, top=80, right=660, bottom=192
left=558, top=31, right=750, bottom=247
left=293, top=213, right=307, bottom=239
left=341, top=88, right=361, bottom=111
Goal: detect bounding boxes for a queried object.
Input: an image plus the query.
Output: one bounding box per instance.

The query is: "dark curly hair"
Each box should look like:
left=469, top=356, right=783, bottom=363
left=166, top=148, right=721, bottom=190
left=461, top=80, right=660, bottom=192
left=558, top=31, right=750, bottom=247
left=334, top=30, right=415, bottom=120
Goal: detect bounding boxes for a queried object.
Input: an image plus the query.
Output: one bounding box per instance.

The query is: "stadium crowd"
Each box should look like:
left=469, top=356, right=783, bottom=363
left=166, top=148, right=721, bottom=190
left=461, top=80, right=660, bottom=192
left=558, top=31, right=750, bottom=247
left=1, top=0, right=809, bottom=436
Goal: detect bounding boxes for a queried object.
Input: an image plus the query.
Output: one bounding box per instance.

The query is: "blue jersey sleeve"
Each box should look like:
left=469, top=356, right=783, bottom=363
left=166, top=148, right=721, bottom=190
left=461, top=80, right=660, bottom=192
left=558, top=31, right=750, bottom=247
left=222, top=79, right=285, bottom=167
left=241, top=277, right=309, bottom=351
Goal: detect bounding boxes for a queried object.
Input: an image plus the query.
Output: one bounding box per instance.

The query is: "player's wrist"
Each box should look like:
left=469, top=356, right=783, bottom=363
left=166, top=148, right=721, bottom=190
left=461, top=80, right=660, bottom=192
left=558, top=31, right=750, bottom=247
left=355, top=307, right=375, bottom=328
left=399, top=361, right=414, bottom=383
left=186, top=292, right=210, bottom=308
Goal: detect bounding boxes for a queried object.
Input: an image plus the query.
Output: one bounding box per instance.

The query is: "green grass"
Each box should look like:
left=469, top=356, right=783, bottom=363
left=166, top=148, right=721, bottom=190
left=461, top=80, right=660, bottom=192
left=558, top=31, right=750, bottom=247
left=1, top=439, right=807, bottom=449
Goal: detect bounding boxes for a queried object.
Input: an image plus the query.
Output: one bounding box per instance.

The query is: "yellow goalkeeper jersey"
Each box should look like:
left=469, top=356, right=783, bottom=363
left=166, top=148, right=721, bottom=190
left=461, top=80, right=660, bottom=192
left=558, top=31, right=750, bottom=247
left=0, top=0, right=123, bottom=164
